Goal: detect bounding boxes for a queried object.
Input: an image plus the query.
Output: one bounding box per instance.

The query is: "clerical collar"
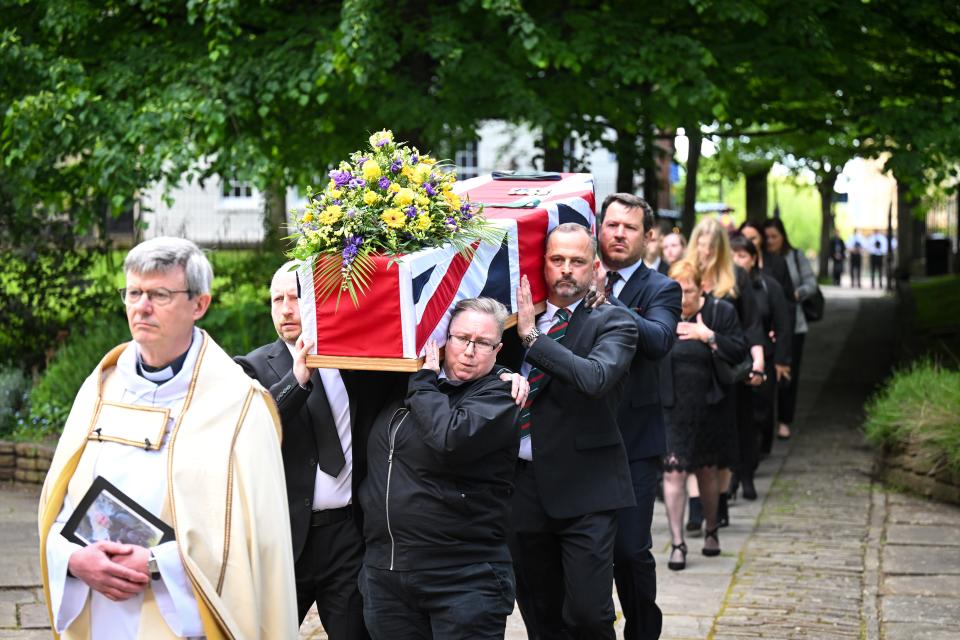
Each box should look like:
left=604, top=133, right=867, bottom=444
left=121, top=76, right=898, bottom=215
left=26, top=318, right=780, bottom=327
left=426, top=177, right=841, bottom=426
left=136, top=344, right=191, bottom=383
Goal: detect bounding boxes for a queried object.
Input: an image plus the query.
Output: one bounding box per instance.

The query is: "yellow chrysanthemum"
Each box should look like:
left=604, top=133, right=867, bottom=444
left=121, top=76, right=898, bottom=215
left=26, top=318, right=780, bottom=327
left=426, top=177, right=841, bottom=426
left=328, top=179, right=337, bottom=191
left=388, top=183, right=401, bottom=193
left=318, top=205, right=343, bottom=225
left=328, top=188, right=342, bottom=199
left=395, top=187, right=416, bottom=207
left=444, top=191, right=462, bottom=210
left=411, top=164, right=432, bottom=184
left=401, top=165, right=414, bottom=180
left=362, top=160, right=382, bottom=181
left=414, top=214, right=432, bottom=231
left=416, top=196, right=430, bottom=207
left=381, top=207, right=406, bottom=229
left=363, top=190, right=381, bottom=206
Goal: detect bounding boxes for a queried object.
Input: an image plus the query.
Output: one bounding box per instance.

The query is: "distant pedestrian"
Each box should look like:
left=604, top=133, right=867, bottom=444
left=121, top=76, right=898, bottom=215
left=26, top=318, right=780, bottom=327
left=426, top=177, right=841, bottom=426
left=868, top=232, right=887, bottom=289
left=661, top=231, right=688, bottom=268
left=849, top=242, right=863, bottom=288
left=830, top=234, right=846, bottom=286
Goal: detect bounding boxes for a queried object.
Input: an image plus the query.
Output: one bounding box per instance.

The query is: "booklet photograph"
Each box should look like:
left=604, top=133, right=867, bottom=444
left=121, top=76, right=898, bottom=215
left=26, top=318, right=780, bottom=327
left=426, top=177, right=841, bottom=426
left=61, top=476, right=175, bottom=548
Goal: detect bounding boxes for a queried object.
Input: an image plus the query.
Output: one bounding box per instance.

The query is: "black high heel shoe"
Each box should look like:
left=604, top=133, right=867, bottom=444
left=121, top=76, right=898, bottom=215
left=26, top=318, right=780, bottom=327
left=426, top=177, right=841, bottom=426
left=668, top=542, right=688, bottom=570
left=741, top=477, right=758, bottom=501
left=702, top=527, right=721, bottom=557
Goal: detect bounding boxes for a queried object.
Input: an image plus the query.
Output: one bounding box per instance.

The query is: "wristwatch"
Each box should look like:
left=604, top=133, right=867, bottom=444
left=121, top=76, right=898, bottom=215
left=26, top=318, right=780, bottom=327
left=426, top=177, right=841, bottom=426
left=521, top=327, right=541, bottom=348
left=706, top=333, right=717, bottom=346
left=147, top=552, right=160, bottom=581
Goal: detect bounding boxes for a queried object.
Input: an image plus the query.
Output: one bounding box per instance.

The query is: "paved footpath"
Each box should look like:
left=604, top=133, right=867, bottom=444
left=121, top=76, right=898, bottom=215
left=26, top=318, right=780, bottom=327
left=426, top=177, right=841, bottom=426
left=3, top=287, right=959, bottom=639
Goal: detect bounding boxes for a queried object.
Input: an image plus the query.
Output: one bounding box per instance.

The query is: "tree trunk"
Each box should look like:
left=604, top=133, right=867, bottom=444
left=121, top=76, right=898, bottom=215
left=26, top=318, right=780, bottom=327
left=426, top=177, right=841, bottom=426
left=613, top=128, right=638, bottom=194
left=896, top=180, right=912, bottom=280
left=817, top=172, right=837, bottom=279
left=262, top=181, right=287, bottom=253
left=744, top=163, right=770, bottom=224
left=540, top=135, right=565, bottom=173
left=682, top=125, right=701, bottom=233
left=641, top=124, right=658, bottom=211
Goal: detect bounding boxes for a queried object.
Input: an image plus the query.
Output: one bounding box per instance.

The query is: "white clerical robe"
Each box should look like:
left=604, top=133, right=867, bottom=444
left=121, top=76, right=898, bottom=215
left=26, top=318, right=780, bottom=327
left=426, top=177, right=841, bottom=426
left=38, top=329, right=298, bottom=640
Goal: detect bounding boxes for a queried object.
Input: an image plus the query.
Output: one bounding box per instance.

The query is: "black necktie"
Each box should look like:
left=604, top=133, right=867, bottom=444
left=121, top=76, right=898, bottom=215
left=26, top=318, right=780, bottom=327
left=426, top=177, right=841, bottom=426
left=312, top=372, right=347, bottom=478
left=605, top=271, right=622, bottom=298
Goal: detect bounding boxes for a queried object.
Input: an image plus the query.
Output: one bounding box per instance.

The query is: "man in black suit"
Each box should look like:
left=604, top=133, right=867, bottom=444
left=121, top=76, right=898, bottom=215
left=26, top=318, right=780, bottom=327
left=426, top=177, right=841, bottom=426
left=598, top=193, right=682, bottom=640
left=643, top=219, right=672, bottom=276
left=506, top=222, right=638, bottom=640
left=235, top=262, right=374, bottom=639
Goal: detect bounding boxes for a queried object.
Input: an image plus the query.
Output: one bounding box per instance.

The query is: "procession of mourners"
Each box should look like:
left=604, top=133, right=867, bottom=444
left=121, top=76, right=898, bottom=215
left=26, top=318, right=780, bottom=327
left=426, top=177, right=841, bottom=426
left=38, top=188, right=820, bottom=639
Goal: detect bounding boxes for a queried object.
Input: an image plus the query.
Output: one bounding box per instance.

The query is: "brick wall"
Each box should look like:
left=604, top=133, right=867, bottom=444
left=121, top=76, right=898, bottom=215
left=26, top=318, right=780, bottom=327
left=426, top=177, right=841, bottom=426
left=0, top=441, right=55, bottom=485
left=879, top=442, right=960, bottom=505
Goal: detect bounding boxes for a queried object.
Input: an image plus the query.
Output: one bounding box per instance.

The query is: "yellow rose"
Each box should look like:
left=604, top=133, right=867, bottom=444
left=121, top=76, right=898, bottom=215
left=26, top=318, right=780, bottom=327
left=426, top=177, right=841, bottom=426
left=363, top=190, right=381, bottom=206
left=388, top=183, right=401, bottom=193
left=414, top=213, right=432, bottom=231
left=362, top=160, right=382, bottom=181
left=395, top=187, right=415, bottom=207
left=381, top=207, right=406, bottom=229
left=319, top=205, right=343, bottom=225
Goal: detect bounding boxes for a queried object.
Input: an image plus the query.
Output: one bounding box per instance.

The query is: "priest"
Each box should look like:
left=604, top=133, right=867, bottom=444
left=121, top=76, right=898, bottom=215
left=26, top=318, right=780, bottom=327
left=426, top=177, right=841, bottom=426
left=38, top=237, right=298, bottom=639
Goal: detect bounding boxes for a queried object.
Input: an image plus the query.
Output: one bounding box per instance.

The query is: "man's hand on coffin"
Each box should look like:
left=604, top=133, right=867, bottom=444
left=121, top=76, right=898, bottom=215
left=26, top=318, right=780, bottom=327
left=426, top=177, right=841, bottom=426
left=499, top=372, right=530, bottom=407
left=68, top=541, right=149, bottom=600
left=294, top=336, right=313, bottom=386
left=516, top=275, right=536, bottom=337
left=423, top=339, right=441, bottom=374
left=583, top=286, right=605, bottom=309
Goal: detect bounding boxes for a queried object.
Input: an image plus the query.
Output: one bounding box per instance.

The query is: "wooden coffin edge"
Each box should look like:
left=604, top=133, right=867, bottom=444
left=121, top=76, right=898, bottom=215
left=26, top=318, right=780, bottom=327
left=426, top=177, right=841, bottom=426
left=306, top=303, right=545, bottom=371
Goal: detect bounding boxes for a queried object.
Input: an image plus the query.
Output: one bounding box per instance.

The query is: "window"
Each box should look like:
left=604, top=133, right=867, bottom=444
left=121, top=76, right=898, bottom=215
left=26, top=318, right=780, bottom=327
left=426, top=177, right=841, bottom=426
left=221, top=179, right=254, bottom=199
left=454, top=141, right=479, bottom=179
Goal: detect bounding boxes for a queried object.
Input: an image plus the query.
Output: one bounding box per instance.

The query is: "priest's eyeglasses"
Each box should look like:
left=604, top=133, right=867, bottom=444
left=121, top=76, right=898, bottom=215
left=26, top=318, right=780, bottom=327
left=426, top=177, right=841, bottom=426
left=447, top=334, right=500, bottom=353
left=119, top=287, right=193, bottom=306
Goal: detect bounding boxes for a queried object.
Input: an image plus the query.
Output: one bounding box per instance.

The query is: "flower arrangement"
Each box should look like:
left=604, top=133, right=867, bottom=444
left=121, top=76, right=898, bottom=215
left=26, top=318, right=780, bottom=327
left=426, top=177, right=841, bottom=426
left=289, top=129, right=502, bottom=306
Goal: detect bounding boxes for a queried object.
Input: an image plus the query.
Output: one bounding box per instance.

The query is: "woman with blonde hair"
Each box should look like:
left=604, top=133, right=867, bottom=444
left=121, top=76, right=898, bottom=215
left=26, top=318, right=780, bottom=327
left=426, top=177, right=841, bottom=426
left=660, top=260, right=747, bottom=568
left=680, top=217, right=766, bottom=523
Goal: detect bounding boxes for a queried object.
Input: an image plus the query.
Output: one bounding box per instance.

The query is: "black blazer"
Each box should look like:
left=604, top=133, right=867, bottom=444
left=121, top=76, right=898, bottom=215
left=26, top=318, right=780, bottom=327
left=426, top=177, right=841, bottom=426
left=235, top=340, right=400, bottom=560
left=655, top=259, right=671, bottom=276
left=502, top=302, right=638, bottom=521
left=607, top=263, right=682, bottom=460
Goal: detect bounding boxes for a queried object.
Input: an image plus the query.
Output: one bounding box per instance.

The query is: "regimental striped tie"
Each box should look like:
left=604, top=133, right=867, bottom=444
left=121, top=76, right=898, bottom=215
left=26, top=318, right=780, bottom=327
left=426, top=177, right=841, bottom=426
left=604, top=271, right=621, bottom=298
left=517, top=307, right=571, bottom=440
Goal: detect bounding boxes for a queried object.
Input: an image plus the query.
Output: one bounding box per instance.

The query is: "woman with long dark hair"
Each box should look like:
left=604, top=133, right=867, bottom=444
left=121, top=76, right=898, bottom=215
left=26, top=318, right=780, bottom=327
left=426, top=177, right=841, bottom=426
left=729, top=234, right=793, bottom=499
left=762, top=218, right=817, bottom=440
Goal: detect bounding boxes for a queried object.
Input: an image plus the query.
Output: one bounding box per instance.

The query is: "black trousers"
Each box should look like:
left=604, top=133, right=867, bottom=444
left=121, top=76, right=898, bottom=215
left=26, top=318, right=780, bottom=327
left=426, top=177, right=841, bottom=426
left=850, top=255, right=862, bottom=287
left=510, top=462, right=619, bottom=640
left=358, top=562, right=515, bottom=640
left=757, top=363, right=778, bottom=455
left=832, top=258, right=844, bottom=286
left=777, top=332, right=806, bottom=425
left=295, top=510, right=369, bottom=640
left=870, top=254, right=884, bottom=288
left=613, top=457, right=662, bottom=640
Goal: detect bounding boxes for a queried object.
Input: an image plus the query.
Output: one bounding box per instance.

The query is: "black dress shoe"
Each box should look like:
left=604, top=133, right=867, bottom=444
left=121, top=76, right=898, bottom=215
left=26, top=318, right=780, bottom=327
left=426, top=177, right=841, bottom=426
left=742, top=478, right=758, bottom=501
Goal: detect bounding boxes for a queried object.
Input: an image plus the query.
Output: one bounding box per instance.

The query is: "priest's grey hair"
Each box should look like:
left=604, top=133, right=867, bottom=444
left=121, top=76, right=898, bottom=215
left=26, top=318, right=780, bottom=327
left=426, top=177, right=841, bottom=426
left=124, top=237, right=214, bottom=295
left=449, top=297, right=509, bottom=340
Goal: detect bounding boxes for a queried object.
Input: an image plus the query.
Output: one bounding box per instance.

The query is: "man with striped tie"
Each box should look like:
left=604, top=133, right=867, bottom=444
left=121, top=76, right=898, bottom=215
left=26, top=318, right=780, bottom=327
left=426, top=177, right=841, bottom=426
left=506, top=222, right=639, bottom=640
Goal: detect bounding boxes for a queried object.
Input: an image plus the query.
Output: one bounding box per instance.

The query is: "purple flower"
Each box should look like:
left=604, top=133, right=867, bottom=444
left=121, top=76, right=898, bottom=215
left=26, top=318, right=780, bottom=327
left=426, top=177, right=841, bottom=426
left=424, top=183, right=436, bottom=196
left=460, top=203, right=473, bottom=215
left=445, top=217, right=459, bottom=231
left=375, top=138, right=389, bottom=148
left=390, top=160, right=402, bottom=174
left=329, top=170, right=352, bottom=187
left=378, top=177, right=391, bottom=190
left=332, top=199, right=342, bottom=205
left=341, top=235, right=363, bottom=267
left=348, top=178, right=367, bottom=190
left=357, top=156, right=368, bottom=165
left=347, top=208, right=358, bottom=218
left=410, top=153, right=419, bottom=165
left=405, top=205, right=418, bottom=218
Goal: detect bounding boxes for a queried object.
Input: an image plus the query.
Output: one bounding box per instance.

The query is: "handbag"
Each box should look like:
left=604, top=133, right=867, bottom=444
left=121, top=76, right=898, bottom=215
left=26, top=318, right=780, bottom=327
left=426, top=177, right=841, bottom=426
left=793, top=251, right=825, bottom=322
left=705, top=298, right=753, bottom=385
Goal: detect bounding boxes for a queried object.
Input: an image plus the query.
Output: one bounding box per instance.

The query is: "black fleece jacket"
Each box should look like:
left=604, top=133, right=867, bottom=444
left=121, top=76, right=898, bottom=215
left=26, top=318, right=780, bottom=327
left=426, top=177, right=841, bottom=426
left=358, top=368, right=521, bottom=571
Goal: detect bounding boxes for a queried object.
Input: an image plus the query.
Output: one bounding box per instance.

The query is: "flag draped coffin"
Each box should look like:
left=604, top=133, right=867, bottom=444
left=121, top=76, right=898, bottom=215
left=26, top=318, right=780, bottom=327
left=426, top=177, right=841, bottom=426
left=298, top=172, right=595, bottom=369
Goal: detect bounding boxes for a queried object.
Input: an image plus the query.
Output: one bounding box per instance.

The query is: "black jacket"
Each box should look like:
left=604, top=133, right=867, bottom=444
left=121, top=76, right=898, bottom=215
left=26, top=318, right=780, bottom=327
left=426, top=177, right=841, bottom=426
left=359, top=369, right=520, bottom=571
left=607, top=263, right=682, bottom=460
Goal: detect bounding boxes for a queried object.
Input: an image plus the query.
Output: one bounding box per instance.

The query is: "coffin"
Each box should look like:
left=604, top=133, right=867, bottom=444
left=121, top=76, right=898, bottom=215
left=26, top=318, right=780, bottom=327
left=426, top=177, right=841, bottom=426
left=299, top=172, right=596, bottom=370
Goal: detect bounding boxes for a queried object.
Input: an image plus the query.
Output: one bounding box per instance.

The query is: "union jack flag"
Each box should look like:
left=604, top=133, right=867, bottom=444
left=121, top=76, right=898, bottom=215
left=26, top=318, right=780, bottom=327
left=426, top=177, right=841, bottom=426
left=298, top=173, right=596, bottom=366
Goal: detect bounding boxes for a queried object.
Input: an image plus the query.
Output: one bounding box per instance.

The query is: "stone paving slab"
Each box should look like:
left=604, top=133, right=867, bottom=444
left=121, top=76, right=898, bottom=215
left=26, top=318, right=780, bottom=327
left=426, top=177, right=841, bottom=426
left=885, top=622, right=960, bottom=640
left=887, top=503, right=960, bottom=526
left=883, top=545, right=960, bottom=575
left=882, top=575, right=960, bottom=597
left=0, top=603, right=16, bottom=630
left=14, top=605, right=46, bottom=631
left=881, top=594, right=960, bottom=624
left=885, top=523, right=960, bottom=546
